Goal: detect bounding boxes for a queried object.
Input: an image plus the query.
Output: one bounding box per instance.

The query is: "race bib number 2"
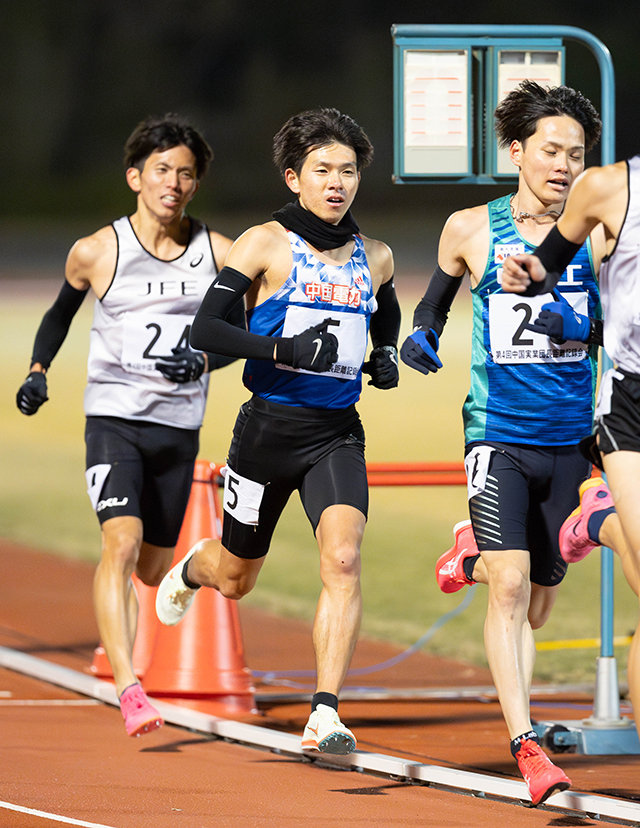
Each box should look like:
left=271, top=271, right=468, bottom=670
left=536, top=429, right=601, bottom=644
left=488, top=292, right=588, bottom=364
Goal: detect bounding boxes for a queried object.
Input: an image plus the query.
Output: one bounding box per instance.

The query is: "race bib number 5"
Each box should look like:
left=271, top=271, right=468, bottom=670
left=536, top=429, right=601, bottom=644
left=121, top=312, right=193, bottom=373
left=276, top=305, right=367, bottom=380
left=223, top=466, right=265, bottom=526
left=488, top=292, right=588, bottom=364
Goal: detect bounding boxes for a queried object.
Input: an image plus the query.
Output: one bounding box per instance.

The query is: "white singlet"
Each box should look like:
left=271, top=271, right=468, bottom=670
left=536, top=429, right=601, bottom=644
left=599, top=156, right=640, bottom=375
left=84, top=216, right=218, bottom=429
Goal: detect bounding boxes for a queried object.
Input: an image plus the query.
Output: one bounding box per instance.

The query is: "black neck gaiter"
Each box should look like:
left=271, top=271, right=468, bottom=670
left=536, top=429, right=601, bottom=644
left=272, top=200, right=360, bottom=250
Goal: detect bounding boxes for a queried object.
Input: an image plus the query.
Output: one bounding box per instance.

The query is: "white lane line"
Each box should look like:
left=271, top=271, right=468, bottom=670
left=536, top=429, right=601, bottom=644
left=0, top=799, right=117, bottom=827
left=0, top=699, right=100, bottom=706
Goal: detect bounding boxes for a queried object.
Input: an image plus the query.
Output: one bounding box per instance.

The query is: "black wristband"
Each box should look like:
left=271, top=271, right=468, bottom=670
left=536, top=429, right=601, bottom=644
left=534, top=225, right=581, bottom=274
left=521, top=271, right=562, bottom=297
left=589, top=317, right=604, bottom=347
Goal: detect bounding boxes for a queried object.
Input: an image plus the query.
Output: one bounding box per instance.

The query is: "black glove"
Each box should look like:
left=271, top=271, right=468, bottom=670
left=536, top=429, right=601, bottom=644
left=362, top=345, right=399, bottom=389
left=16, top=371, right=49, bottom=415
left=155, top=347, right=206, bottom=383
left=276, top=319, right=339, bottom=372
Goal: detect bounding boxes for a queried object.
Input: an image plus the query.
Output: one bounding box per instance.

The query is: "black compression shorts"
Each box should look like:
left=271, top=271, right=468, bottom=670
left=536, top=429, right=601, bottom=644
left=85, top=416, right=198, bottom=547
left=465, top=441, right=590, bottom=586
left=221, top=396, right=368, bottom=559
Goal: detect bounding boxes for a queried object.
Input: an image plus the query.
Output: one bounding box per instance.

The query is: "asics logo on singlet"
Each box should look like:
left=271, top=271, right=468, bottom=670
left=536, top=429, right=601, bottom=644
left=96, top=496, right=129, bottom=512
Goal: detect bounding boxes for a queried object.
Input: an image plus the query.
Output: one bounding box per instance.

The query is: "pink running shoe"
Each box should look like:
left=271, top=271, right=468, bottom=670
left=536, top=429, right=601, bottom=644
left=559, top=476, right=614, bottom=564
left=515, top=738, right=571, bottom=806
left=119, top=684, right=163, bottom=737
left=435, top=520, right=478, bottom=594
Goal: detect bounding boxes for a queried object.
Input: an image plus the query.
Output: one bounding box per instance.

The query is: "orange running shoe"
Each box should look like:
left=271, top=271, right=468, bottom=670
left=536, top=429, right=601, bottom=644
left=559, top=476, right=614, bottom=564
left=515, top=738, right=571, bottom=806
left=435, top=520, right=478, bottom=594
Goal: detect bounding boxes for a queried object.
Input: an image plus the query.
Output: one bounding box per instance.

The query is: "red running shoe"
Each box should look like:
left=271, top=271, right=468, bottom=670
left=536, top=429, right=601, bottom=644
left=119, top=684, right=163, bottom=737
left=435, top=520, right=478, bottom=594
left=515, top=739, right=571, bottom=806
left=559, top=476, right=614, bottom=563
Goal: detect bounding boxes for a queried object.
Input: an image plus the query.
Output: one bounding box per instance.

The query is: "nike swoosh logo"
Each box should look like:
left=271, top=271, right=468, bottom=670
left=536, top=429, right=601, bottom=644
left=214, top=283, right=235, bottom=291
left=311, top=337, right=323, bottom=366
left=190, top=254, right=204, bottom=267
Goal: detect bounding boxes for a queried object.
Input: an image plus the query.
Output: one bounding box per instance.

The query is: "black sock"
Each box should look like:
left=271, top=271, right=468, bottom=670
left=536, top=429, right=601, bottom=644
left=311, top=692, right=338, bottom=712
left=181, top=558, right=201, bottom=590
left=462, top=553, right=479, bottom=582
left=510, top=730, right=539, bottom=757
left=587, top=506, right=616, bottom=544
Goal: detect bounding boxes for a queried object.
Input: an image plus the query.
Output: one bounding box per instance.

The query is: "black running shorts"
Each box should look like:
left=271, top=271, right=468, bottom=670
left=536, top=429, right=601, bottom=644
left=595, top=369, right=640, bottom=455
left=221, top=396, right=368, bottom=559
left=465, top=441, right=590, bottom=586
left=85, top=416, right=198, bottom=547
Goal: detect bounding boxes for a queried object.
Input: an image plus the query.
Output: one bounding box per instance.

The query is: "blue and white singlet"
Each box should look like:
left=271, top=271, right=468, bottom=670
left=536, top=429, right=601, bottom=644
left=243, top=231, right=377, bottom=409
left=463, top=194, right=601, bottom=446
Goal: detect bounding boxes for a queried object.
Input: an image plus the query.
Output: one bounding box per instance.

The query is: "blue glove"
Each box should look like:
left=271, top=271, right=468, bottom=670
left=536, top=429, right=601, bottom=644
left=155, top=347, right=206, bottom=383
left=525, top=301, right=590, bottom=344
left=400, top=328, right=443, bottom=375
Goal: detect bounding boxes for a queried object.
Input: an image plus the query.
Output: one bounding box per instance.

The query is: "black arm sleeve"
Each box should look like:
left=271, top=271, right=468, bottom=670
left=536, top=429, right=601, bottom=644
left=202, top=297, right=246, bottom=371
left=190, top=266, right=276, bottom=360
left=412, top=266, right=463, bottom=337
left=31, top=280, right=89, bottom=369
left=369, top=278, right=401, bottom=348
left=522, top=225, right=581, bottom=297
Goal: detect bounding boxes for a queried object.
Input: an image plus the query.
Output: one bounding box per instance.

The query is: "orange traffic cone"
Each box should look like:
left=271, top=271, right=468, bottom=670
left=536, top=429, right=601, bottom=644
left=88, top=575, right=159, bottom=680
left=142, top=459, right=256, bottom=716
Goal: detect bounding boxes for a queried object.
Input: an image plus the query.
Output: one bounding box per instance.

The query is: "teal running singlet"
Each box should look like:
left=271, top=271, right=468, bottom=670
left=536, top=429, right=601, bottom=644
left=463, top=195, right=601, bottom=446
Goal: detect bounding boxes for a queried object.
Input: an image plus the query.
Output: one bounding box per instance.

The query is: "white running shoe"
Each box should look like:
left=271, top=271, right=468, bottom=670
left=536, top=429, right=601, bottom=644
left=155, top=551, right=199, bottom=626
left=301, top=704, right=356, bottom=754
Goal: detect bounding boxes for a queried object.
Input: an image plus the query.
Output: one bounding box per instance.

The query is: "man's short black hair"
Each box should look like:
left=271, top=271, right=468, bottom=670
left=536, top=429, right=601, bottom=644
left=123, top=113, right=213, bottom=179
left=494, top=80, right=602, bottom=153
left=273, top=107, right=374, bottom=176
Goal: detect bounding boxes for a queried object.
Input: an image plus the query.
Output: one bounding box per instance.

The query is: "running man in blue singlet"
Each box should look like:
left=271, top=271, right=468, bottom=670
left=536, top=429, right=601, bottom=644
left=400, top=82, right=603, bottom=805
left=155, top=108, right=401, bottom=756
left=503, top=152, right=640, bottom=744
left=16, top=115, right=236, bottom=737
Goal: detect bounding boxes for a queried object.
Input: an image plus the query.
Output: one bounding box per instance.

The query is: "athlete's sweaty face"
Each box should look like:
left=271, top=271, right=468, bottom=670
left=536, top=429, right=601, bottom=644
left=511, top=115, right=586, bottom=209
left=285, top=142, right=360, bottom=225
left=126, top=145, right=200, bottom=223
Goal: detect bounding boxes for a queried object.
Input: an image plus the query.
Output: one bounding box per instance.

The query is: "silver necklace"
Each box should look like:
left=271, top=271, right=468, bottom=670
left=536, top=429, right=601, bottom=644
left=510, top=195, right=562, bottom=223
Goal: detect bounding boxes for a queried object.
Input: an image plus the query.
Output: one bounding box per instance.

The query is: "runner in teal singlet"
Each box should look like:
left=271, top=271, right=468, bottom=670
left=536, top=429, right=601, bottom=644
left=401, top=81, right=603, bottom=806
